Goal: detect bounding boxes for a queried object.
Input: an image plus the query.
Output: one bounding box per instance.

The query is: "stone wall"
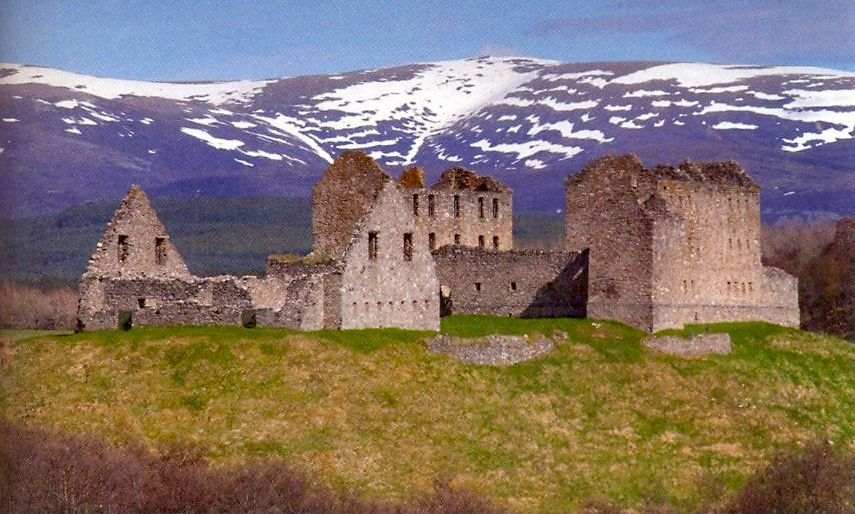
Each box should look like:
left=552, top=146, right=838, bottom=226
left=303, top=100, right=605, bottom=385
left=311, top=151, right=390, bottom=259
left=425, top=334, right=555, bottom=365
left=403, top=188, right=513, bottom=251
left=84, top=185, right=190, bottom=280
left=433, top=246, right=587, bottom=318
left=565, top=155, right=799, bottom=331
left=400, top=165, right=513, bottom=252
left=643, top=333, right=732, bottom=356
left=339, top=182, right=440, bottom=330
left=565, top=155, right=657, bottom=329
left=245, top=271, right=333, bottom=330
left=77, top=276, right=253, bottom=330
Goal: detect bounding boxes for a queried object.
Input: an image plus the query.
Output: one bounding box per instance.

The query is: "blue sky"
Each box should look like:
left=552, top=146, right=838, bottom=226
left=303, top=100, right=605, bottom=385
left=1, top=0, right=853, bottom=80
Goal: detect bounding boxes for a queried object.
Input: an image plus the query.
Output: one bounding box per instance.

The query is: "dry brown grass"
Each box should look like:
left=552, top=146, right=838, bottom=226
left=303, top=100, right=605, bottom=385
left=0, top=280, right=77, bottom=330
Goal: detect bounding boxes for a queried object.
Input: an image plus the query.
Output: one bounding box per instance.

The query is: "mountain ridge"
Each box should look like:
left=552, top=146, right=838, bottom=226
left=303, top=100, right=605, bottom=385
left=2, top=56, right=854, bottom=219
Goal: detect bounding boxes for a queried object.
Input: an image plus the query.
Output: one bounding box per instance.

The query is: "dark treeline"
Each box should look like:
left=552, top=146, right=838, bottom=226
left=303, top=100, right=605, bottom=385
left=763, top=218, right=855, bottom=342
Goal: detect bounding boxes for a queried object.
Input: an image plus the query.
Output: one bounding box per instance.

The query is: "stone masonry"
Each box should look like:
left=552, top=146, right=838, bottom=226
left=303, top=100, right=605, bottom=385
left=564, top=155, right=799, bottom=332
left=398, top=166, right=513, bottom=252
left=78, top=152, right=441, bottom=331
left=433, top=246, right=587, bottom=318
left=77, top=150, right=799, bottom=337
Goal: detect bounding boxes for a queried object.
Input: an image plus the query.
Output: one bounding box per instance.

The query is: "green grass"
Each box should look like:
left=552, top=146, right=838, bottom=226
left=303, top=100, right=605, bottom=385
left=2, top=317, right=854, bottom=512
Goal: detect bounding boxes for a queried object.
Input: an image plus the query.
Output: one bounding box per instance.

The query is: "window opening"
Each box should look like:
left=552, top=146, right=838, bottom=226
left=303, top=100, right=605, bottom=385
left=368, top=231, right=378, bottom=260
left=155, top=237, right=166, bottom=265
left=118, top=235, right=129, bottom=264
left=403, top=232, right=413, bottom=261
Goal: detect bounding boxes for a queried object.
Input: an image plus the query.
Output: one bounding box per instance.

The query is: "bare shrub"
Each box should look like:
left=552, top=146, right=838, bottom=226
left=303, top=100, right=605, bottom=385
left=762, top=221, right=836, bottom=276
left=410, top=477, right=501, bottom=514
left=725, top=441, right=855, bottom=514
left=0, top=421, right=502, bottom=513
left=0, top=339, right=8, bottom=370
left=0, top=280, right=78, bottom=330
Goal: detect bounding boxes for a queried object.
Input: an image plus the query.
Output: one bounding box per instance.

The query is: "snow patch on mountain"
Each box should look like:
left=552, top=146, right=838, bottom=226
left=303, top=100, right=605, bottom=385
left=311, top=57, right=543, bottom=164
left=0, top=63, right=274, bottom=104
left=624, top=89, right=670, bottom=97
left=782, top=127, right=854, bottom=152
left=612, top=62, right=855, bottom=88
left=471, top=138, right=583, bottom=160
left=712, top=121, right=758, bottom=130
left=749, top=92, right=784, bottom=101
left=189, top=115, right=220, bottom=126
left=651, top=99, right=698, bottom=108
left=541, top=70, right=613, bottom=82
left=180, top=127, right=244, bottom=150
left=528, top=120, right=613, bottom=143
left=782, top=89, right=855, bottom=108
left=251, top=113, right=333, bottom=163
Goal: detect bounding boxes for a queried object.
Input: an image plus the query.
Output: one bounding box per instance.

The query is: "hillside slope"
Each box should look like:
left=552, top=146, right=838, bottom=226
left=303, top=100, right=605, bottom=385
left=3, top=317, right=854, bottom=512
left=2, top=57, right=855, bottom=219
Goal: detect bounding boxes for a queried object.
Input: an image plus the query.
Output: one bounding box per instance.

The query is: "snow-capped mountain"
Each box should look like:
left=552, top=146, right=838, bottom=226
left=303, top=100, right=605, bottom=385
left=1, top=56, right=854, bottom=219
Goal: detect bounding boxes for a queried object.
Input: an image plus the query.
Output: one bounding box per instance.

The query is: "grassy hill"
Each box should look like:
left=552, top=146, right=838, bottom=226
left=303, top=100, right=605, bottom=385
left=0, top=197, right=563, bottom=281
left=2, top=316, right=853, bottom=512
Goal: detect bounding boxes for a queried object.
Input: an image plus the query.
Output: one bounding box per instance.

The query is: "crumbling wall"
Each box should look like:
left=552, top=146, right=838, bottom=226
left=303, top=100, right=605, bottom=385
left=77, top=276, right=253, bottom=330
left=433, top=246, right=587, bottom=318
left=565, top=155, right=657, bottom=329
left=243, top=273, right=331, bottom=331
left=340, top=182, right=440, bottom=330
left=400, top=166, right=513, bottom=252
left=312, top=151, right=390, bottom=259
left=83, top=185, right=190, bottom=280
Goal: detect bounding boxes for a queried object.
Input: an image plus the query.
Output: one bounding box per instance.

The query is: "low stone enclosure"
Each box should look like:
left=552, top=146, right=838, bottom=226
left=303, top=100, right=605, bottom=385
left=642, top=333, right=732, bottom=357
left=77, top=150, right=799, bottom=335
left=425, top=334, right=555, bottom=366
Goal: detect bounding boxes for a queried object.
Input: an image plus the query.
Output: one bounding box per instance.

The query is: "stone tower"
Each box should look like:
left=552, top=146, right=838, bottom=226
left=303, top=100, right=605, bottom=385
left=565, top=155, right=798, bottom=331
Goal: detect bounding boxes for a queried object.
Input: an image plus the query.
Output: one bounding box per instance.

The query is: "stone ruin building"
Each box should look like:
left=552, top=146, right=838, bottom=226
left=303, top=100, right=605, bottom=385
left=77, top=152, right=440, bottom=331
left=77, top=150, right=799, bottom=333
left=565, top=155, right=799, bottom=332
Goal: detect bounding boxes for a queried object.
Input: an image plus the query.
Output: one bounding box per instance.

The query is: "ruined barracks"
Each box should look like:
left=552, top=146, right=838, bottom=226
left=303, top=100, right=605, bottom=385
left=76, top=150, right=799, bottom=333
